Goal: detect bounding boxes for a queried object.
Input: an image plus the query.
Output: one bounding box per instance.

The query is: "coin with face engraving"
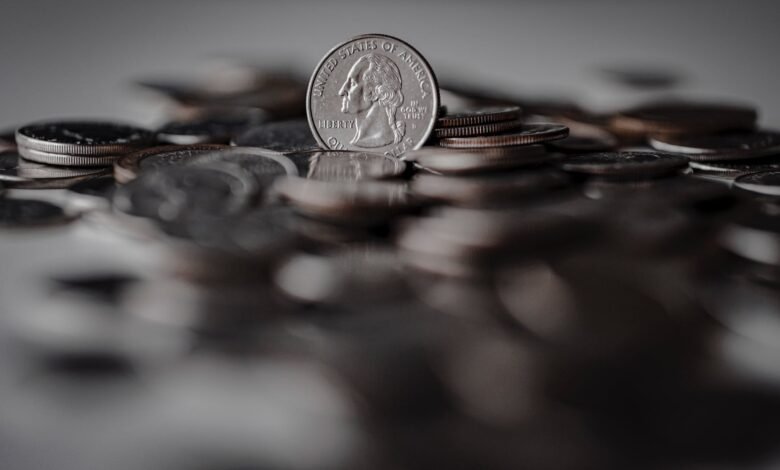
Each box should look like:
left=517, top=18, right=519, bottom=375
left=307, top=34, right=439, bottom=158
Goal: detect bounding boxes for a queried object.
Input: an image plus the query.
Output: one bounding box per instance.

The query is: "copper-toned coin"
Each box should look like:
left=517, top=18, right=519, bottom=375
left=434, top=119, right=525, bottom=139
left=436, top=106, right=521, bottom=128
left=409, top=145, right=549, bottom=175
left=114, top=144, right=227, bottom=183
left=649, top=130, right=780, bottom=161
left=438, top=124, right=568, bottom=148
left=733, top=170, right=780, bottom=197
left=559, top=151, right=688, bottom=178
left=611, top=100, right=757, bottom=136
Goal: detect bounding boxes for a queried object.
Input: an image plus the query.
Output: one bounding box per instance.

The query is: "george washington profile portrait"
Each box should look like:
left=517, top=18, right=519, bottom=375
left=338, top=53, right=406, bottom=148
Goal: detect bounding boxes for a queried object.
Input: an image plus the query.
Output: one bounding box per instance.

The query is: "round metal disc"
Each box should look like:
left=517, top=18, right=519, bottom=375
left=306, top=34, right=439, bottom=158
left=16, top=120, right=154, bottom=156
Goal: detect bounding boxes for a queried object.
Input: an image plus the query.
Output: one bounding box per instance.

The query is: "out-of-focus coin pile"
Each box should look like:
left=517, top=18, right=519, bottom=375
left=3, top=37, right=780, bottom=470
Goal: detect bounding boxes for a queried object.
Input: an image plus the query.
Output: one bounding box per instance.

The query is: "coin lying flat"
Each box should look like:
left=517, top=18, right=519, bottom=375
left=16, top=120, right=154, bottom=156
left=649, top=130, right=780, bottom=161
left=611, top=101, right=758, bottom=135
left=232, top=120, right=319, bottom=154
left=409, top=145, right=550, bottom=175
left=411, top=169, right=570, bottom=207
left=114, top=144, right=228, bottom=183
left=559, top=151, right=688, bottom=178
left=733, top=170, right=780, bottom=197
left=689, top=156, right=780, bottom=174
left=0, top=151, right=108, bottom=188
left=307, top=34, right=439, bottom=158
left=546, top=133, right=618, bottom=154
left=0, top=198, right=73, bottom=227
left=17, top=146, right=124, bottom=167
left=434, top=119, right=525, bottom=139
left=113, top=166, right=258, bottom=222
left=436, top=106, right=521, bottom=128
left=155, top=114, right=259, bottom=145
left=438, top=124, right=569, bottom=149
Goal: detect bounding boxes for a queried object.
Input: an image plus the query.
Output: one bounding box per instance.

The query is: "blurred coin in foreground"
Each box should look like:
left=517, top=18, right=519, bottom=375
left=559, top=151, right=687, bottom=179
left=409, top=145, right=550, bottom=175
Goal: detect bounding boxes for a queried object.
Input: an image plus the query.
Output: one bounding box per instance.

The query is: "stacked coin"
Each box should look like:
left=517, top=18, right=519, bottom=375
left=15, top=120, right=155, bottom=167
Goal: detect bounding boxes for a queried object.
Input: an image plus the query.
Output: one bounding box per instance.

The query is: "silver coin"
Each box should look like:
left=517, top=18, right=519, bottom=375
left=15, top=120, right=154, bottom=156
left=0, top=151, right=107, bottom=188
left=733, top=170, right=780, bottom=196
left=113, top=166, right=258, bottom=222
left=18, top=146, right=122, bottom=167
left=114, top=144, right=228, bottom=183
left=306, top=34, right=439, bottom=158
left=188, top=147, right=299, bottom=184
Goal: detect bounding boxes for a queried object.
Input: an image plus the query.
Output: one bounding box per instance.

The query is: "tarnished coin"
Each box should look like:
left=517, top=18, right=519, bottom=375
left=113, top=166, right=258, bottom=222
left=438, top=124, right=568, bottom=148
left=284, top=150, right=406, bottom=181
left=559, top=151, right=688, bottom=178
left=436, top=106, right=521, bottom=128
left=733, top=170, right=780, bottom=197
left=0, top=151, right=108, bottom=188
left=649, top=130, right=780, bottom=161
left=307, top=34, right=439, bottom=157
left=16, top=120, right=154, bottom=156
left=611, top=100, right=758, bottom=135
left=434, top=119, right=525, bottom=139
left=411, top=169, right=570, bottom=207
left=408, top=145, right=550, bottom=175
left=155, top=114, right=260, bottom=145
left=0, top=198, right=72, bottom=227
left=232, top=120, right=319, bottom=154
left=114, top=144, right=227, bottom=183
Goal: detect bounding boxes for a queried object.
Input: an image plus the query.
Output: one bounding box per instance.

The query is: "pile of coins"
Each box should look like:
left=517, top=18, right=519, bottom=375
left=3, top=33, right=780, bottom=470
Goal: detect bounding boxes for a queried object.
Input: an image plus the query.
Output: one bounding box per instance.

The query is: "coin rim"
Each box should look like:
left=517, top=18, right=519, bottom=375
left=436, top=106, right=521, bottom=128
left=433, top=119, right=526, bottom=138
left=305, top=33, right=440, bottom=155
left=15, top=121, right=154, bottom=156
left=438, top=124, right=569, bottom=148
left=18, top=146, right=120, bottom=167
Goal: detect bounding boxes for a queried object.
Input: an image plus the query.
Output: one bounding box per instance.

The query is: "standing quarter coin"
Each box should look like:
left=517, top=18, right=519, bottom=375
left=307, top=34, right=439, bottom=158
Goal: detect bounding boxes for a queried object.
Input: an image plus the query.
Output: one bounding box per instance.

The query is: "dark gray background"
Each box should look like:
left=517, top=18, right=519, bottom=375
left=1, top=0, right=779, bottom=129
